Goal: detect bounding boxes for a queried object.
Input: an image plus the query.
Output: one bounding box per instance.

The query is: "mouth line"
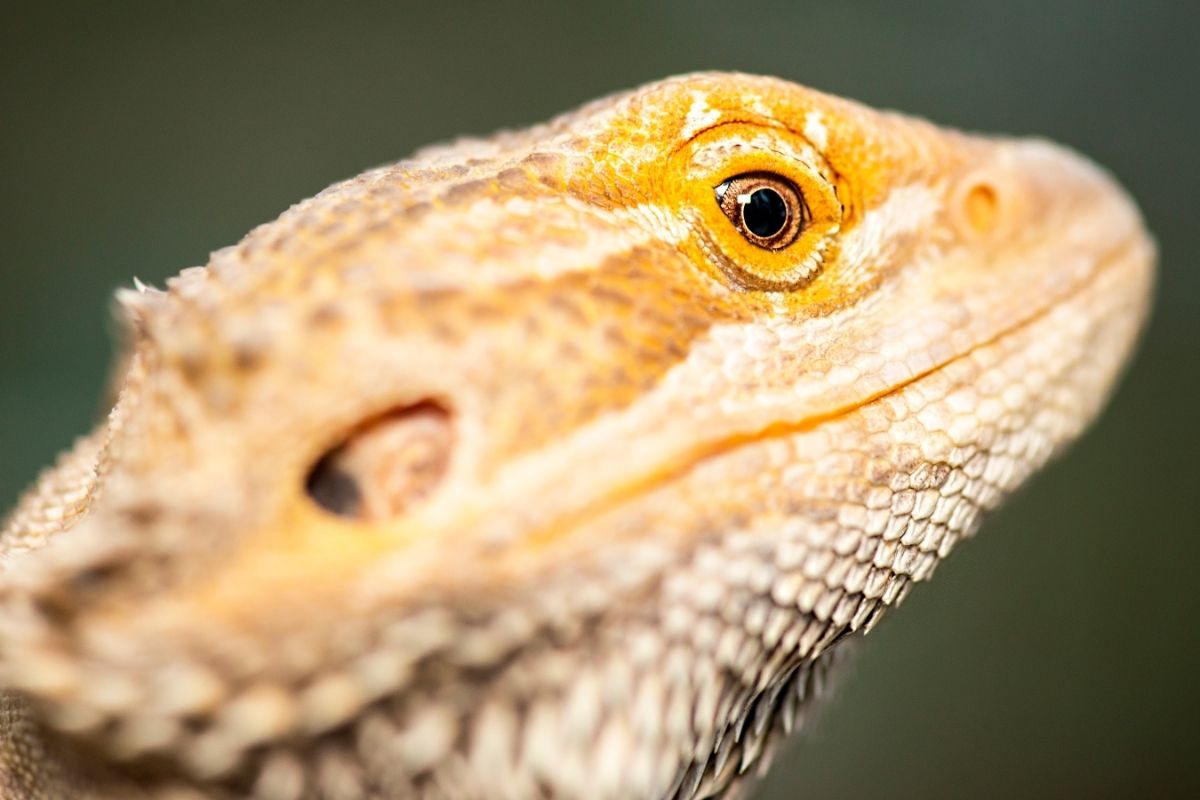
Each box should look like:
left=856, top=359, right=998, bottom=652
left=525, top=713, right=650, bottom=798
left=696, top=237, right=1139, bottom=452
left=523, top=235, right=1143, bottom=548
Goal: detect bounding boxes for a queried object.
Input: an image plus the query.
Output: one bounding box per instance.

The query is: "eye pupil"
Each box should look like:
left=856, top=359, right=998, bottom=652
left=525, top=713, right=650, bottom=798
left=741, top=188, right=788, bottom=238
left=715, top=172, right=805, bottom=250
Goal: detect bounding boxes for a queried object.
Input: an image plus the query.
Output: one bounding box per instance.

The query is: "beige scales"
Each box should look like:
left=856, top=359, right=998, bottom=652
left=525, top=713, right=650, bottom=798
left=0, top=74, right=1154, bottom=799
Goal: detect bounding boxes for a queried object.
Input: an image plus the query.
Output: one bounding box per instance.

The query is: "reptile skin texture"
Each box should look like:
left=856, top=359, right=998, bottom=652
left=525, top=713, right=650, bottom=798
left=0, top=73, right=1154, bottom=799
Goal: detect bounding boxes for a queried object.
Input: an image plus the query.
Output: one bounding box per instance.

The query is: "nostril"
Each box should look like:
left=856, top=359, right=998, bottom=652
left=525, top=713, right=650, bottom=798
left=304, top=401, right=452, bottom=521
left=962, top=181, right=999, bottom=235
left=951, top=168, right=1018, bottom=241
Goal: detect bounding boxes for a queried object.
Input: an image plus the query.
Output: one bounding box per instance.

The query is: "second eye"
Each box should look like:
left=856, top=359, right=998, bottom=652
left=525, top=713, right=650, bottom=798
left=715, top=173, right=807, bottom=250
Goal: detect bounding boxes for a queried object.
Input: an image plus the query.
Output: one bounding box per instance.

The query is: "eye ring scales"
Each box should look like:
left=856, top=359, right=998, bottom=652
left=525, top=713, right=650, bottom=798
left=715, top=172, right=808, bottom=250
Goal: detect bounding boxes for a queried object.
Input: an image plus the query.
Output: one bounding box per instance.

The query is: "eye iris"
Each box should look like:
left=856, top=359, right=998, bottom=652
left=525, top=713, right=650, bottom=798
left=741, top=187, right=789, bottom=238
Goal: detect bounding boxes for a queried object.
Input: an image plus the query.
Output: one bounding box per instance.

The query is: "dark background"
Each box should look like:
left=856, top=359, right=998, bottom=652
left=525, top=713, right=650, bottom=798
left=2, top=2, right=1197, bottom=797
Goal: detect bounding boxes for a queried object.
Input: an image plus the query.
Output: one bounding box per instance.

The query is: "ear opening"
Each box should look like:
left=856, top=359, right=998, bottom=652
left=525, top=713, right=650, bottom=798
left=305, top=400, right=453, bottom=521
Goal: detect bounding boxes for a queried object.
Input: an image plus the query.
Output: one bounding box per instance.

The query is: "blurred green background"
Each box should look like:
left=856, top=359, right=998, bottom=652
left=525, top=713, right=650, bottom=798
left=2, top=1, right=1196, bottom=797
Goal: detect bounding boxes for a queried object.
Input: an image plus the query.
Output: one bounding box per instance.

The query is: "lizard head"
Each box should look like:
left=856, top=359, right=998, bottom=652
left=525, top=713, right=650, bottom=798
left=0, top=73, right=1153, bottom=796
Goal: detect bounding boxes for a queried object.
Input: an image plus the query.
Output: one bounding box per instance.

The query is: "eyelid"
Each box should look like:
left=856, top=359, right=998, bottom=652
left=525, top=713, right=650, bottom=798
left=667, top=122, right=844, bottom=292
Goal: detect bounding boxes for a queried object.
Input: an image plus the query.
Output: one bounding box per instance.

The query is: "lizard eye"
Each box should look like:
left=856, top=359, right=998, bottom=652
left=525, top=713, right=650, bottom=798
left=715, top=173, right=807, bottom=250
left=671, top=122, right=843, bottom=290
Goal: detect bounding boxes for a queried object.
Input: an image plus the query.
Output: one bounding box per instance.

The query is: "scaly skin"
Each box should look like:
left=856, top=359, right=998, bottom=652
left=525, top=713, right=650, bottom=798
left=0, top=73, right=1153, bottom=799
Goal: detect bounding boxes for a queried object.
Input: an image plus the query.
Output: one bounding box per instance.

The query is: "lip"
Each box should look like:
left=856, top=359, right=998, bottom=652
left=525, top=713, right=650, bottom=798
left=506, top=229, right=1155, bottom=554
left=805, top=234, right=1154, bottom=430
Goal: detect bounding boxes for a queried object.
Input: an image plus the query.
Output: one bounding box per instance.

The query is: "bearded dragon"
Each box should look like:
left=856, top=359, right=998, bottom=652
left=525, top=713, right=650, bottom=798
left=0, top=73, right=1154, bottom=799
